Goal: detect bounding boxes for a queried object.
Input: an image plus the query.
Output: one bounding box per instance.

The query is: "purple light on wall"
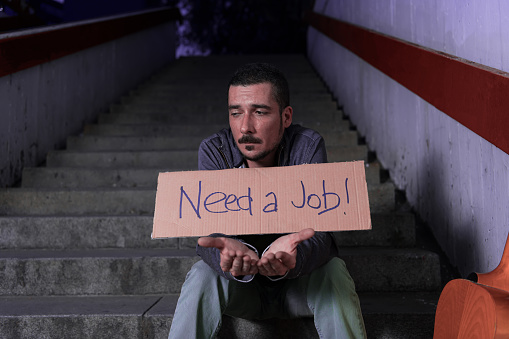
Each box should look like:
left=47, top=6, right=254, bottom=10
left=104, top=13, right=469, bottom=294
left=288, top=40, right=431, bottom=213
left=175, top=0, right=210, bottom=58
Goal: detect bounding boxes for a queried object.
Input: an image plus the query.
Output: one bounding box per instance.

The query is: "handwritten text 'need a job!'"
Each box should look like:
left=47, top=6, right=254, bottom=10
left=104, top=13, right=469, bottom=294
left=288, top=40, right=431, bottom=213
left=179, top=179, right=350, bottom=219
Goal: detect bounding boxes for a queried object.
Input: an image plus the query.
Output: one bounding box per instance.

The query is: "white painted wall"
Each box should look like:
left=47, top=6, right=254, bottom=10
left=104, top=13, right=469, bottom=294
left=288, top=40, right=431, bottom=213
left=0, top=10, right=176, bottom=187
left=308, top=0, right=509, bottom=277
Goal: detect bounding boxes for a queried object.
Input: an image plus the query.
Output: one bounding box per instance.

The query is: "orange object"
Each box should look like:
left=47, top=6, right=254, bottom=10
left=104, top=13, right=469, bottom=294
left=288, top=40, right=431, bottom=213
left=434, top=233, right=509, bottom=338
left=434, top=279, right=509, bottom=338
left=475, top=236, right=509, bottom=292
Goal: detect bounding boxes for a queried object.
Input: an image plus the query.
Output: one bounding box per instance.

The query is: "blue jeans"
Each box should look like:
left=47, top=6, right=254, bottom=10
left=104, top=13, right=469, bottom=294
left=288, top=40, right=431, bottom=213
left=168, top=257, right=366, bottom=338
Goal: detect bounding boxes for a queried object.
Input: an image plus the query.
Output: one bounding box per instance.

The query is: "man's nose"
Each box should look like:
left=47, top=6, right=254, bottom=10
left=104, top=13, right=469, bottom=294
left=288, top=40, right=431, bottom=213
left=240, top=114, right=254, bottom=134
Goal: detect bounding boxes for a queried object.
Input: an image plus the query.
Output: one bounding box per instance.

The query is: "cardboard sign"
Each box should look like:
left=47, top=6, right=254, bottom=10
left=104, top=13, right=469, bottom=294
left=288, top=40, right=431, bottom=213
left=152, top=161, right=371, bottom=238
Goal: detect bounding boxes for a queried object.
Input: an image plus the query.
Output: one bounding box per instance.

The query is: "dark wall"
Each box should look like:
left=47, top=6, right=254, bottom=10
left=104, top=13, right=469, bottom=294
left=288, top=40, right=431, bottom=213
left=64, top=0, right=146, bottom=21
left=178, top=0, right=314, bottom=55
left=22, top=0, right=313, bottom=54
left=25, top=0, right=166, bottom=24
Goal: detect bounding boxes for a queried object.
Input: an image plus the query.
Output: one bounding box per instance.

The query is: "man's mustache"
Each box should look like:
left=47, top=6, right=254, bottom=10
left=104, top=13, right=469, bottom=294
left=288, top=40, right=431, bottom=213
left=238, top=135, right=262, bottom=144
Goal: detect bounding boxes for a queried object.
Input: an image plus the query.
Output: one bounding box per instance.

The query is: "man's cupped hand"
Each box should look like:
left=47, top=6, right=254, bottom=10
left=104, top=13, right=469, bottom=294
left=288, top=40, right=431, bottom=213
left=198, top=228, right=315, bottom=278
left=197, top=237, right=259, bottom=277
left=257, top=228, right=315, bottom=277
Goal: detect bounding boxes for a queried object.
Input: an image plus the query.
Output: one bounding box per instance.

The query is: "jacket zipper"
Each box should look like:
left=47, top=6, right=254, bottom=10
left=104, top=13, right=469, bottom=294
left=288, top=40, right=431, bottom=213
left=218, top=147, right=232, bottom=169
left=277, top=144, right=284, bottom=167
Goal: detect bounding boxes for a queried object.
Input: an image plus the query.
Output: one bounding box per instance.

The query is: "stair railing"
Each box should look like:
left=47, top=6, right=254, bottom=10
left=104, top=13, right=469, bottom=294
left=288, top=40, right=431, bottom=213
left=0, top=6, right=181, bottom=189
left=0, top=7, right=181, bottom=78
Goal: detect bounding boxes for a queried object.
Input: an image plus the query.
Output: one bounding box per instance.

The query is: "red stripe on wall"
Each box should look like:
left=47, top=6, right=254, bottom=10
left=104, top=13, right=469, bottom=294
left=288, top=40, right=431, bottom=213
left=307, top=11, right=509, bottom=155
left=0, top=8, right=181, bottom=78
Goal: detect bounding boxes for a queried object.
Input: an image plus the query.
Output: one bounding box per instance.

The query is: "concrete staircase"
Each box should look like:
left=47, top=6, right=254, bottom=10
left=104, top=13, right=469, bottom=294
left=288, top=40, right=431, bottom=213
left=0, top=55, right=440, bottom=338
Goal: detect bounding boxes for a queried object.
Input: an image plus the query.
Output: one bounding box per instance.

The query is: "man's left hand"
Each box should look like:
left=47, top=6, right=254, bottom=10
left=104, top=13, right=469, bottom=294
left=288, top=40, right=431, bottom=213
left=257, top=228, right=315, bottom=277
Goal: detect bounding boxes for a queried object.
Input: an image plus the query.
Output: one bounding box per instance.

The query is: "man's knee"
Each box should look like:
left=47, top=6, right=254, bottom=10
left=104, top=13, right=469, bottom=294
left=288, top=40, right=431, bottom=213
left=310, top=257, right=356, bottom=291
left=187, top=260, right=214, bottom=278
left=315, top=257, right=348, bottom=276
left=183, top=260, right=225, bottom=290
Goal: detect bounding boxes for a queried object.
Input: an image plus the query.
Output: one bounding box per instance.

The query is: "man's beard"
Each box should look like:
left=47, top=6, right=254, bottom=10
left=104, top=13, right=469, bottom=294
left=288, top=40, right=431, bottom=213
left=241, top=143, right=280, bottom=162
left=237, top=117, right=284, bottom=162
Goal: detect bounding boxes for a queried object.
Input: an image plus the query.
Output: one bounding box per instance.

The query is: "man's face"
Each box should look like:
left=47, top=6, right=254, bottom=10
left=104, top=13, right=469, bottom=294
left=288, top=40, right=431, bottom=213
left=228, top=82, right=292, bottom=168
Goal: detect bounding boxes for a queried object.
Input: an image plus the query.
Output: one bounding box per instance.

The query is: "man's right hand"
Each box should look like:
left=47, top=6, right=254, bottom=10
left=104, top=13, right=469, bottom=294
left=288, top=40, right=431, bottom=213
left=198, top=237, right=259, bottom=277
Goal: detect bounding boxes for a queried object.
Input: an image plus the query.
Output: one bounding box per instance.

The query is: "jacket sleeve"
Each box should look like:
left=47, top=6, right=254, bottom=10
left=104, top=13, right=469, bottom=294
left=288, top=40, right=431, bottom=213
left=286, top=231, right=338, bottom=279
left=309, top=137, right=328, bottom=164
left=198, top=139, right=224, bottom=171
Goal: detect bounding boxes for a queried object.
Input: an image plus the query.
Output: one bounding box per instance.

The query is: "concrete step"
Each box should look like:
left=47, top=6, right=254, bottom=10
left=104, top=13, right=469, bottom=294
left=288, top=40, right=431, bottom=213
left=335, top=212, right=416, bottom=248
left=129, top=87, right=330, bottom=102
left=0, top=183, right=394, bottom=216
left=117, top=91, right=336, bottom=102
left=0, top=292, right=437, bottom=339
left=97, top=111, right=343, bottom=125
left=159, top=54, right=315, bottom=70
left=109, top=102, right=226, bottom=115
left=0, top=247, right=439, bottom=296
left=83, top=123, right=227, bottom=137
left=66, top=136, right=204, bottom=152
left=109, top=101, right=339, bottom=116
left=44, top=145, right=365, bottom=168
left=0, top=216, right=183, bottom=250
left=365, top=161, right=382, bottom=185
left=121, top=91, right=334, bottom=105
left=84, top=120, right=352, bottom=138
left=21, top=162, right=380, bottom=189
left=133, top=81, right=329, bottom=94
left=338, top=247, right=441, bottom=292
left=152, top=75, right=324, bottom=85
left=299, top=119, right=351, bottom=134
left=0, top=212, right=414, bottom=250
left=83, top=123, right=228, bottom=137
left=82, top=121, right=353, bottom=141
left=97, top=112, right=226, bottom=125
left=0, top=249, right=198, bottom=296
left=65, top=132, right=357, bottom=152
left=143, top=69, right=325, bottom=81
left=65, top=133, right=357, bottom=152
left=217, top=292, right=438, bottom=339
left=0, top=295, right=165, bottom=339
left=146, top=74, right=327, bottom=84
left=145, top=67, right=323, bottom=78
left=45, top=150, right=197, bottom=169
left=0, top=189, right=157, bottom=216
left=322, top=130, right=358, bottom=147
left=20, top=167, right=173, bottom=189
left=327, top=145, right=369, bottom=162
left=135, top=76, right=328, bottom=90
left=140, top=75, right=326, bottom=86
left=139, top=68, right=324, bottom=79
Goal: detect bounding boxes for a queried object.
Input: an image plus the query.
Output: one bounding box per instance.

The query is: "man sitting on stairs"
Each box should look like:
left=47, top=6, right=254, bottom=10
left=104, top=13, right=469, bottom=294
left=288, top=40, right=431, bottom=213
left=168, top=63, right=367, bottom=338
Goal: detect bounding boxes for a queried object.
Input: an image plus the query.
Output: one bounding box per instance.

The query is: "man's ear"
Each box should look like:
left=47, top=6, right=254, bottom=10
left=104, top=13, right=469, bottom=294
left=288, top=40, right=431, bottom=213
left=282, top=106, right=293, bottom=128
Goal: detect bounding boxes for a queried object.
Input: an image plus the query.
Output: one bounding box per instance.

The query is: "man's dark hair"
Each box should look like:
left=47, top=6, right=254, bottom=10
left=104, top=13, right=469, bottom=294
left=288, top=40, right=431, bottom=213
left=229, top=63, right=290, bottom=113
